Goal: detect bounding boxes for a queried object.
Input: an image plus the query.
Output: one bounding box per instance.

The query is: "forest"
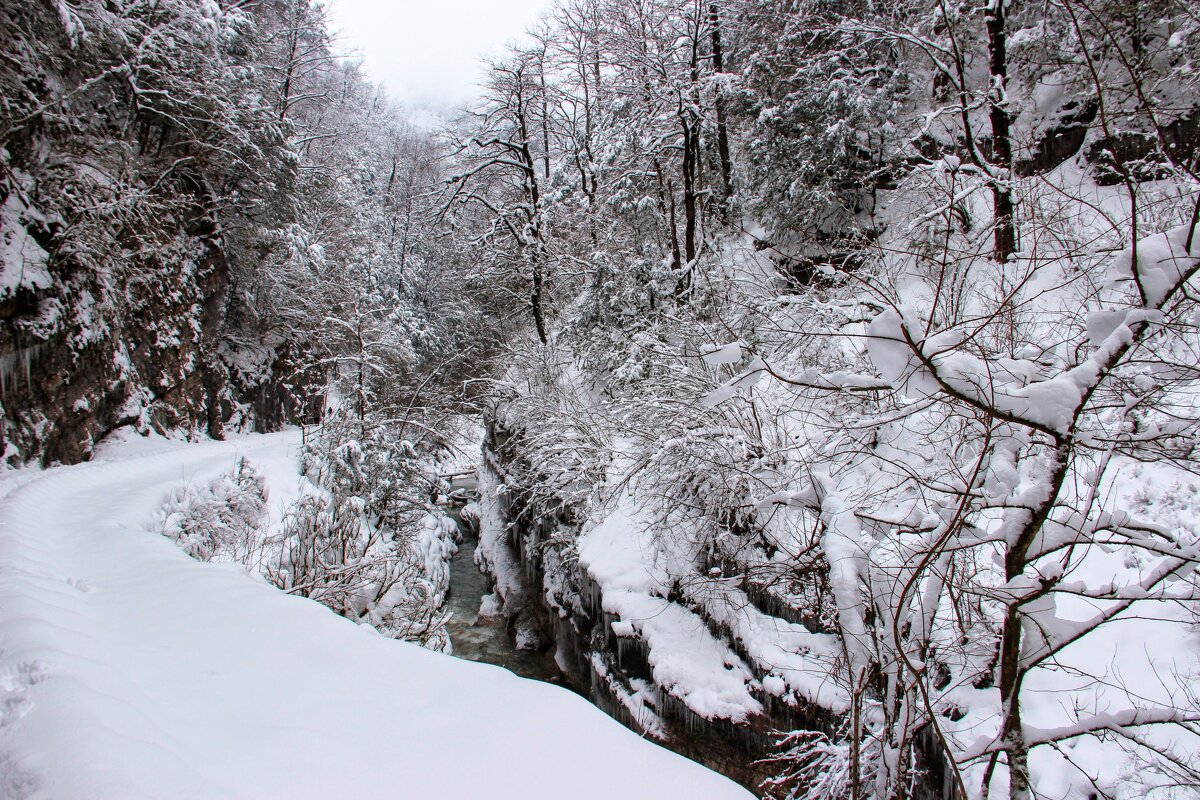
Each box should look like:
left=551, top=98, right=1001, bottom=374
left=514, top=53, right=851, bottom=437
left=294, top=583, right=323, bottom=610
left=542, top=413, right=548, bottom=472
left=1, top=0, right=1198, bottom=798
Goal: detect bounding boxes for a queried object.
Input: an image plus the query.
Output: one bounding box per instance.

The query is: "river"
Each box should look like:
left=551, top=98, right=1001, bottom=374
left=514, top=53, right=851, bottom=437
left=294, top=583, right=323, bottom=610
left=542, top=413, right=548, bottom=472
left=442, top=502, right=567, bottom=686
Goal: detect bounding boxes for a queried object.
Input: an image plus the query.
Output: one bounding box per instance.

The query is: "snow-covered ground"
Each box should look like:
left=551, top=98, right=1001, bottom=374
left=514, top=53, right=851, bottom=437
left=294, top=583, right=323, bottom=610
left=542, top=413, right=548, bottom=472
left=0, top=430, right=753, bottom=800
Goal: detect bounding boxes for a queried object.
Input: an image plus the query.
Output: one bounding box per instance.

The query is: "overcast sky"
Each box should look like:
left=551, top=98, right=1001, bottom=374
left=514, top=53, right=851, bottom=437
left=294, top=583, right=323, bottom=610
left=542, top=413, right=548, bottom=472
left=325, top=0, right=552, bottom=113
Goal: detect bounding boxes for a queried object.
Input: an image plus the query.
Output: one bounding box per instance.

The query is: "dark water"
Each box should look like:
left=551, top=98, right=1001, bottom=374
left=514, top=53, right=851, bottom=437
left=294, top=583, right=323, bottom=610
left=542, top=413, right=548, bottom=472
left=444, top=514, right=565, bottom=684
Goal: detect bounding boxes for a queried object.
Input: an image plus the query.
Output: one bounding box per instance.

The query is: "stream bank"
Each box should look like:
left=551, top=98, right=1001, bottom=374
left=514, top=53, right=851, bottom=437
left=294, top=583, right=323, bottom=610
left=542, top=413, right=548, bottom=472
left=465, top=419, right=961, bottom=800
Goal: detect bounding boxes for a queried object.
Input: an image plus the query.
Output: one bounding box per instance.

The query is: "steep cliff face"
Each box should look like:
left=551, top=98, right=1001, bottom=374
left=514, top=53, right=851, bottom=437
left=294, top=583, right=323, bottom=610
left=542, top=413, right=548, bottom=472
left=0, top=167, right=232, bottom=464
left=0, top=1, right=300, bottom=465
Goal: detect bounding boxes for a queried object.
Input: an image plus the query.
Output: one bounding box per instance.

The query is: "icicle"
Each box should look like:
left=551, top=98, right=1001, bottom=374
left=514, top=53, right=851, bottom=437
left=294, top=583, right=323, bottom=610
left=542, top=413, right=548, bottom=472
left=0, top=344, right=45, bottom=397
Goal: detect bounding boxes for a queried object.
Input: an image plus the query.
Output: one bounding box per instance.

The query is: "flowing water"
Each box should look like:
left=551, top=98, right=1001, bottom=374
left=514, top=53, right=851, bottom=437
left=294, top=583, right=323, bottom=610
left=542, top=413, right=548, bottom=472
left=443, top=503, right=566, bottom=685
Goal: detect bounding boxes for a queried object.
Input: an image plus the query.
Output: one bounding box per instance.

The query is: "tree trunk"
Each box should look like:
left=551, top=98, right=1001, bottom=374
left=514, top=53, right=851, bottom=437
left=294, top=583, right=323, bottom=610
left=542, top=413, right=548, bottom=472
left=514, top=78, right=548, bottom=344
left=985, top=0, right=1016, bottom=263
left=530, top=251, right=548, bottom=344
left=656, top=159, right=682, bottom=274
left=682, top=117, right=697, bottom=269
left=710, top=2, right=733, bottom=210
left=996, top=443, right=1070, bottom=800
left=539, top=56, right=552, bottom=181
left=997, top=605, right=1030, bottom=800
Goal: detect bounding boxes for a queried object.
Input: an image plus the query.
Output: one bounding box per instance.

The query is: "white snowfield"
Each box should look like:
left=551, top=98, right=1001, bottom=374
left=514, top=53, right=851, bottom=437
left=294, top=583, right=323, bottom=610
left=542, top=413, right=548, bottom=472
left=0, top=431, right=753, bottom=800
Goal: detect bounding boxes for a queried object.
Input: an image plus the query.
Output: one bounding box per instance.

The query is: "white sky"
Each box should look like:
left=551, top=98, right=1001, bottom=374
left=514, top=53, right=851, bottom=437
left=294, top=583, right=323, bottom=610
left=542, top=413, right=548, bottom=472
left=325, top=0, right=552, bottom=112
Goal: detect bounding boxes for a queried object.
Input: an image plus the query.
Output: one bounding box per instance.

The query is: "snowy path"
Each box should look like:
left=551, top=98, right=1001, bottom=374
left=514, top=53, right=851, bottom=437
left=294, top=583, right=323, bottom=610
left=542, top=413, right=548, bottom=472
left=0, top=432, right=752, bottom=800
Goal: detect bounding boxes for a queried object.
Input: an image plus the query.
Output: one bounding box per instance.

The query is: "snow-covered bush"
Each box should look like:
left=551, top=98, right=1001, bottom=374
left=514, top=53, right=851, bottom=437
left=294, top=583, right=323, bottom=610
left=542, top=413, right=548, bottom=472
left=152, top=413, right=458, bottom=651
left=266, top=410, right=456, bottom=650
left=266, top=492, right=454, bottom=649
left=155, top=458, right=268, bottom=563
left=761, top=728, right=883, bottom=800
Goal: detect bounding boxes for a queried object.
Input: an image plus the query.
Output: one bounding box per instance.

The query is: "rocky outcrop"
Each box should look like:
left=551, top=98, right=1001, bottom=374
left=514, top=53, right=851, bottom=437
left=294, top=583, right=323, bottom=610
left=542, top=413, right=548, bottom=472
left=0, top=1, right=311, bottom=465
left=1084, top=113, right=1200, bottom=185
left=1015, top=97, right=1099, bottom=176
left=0, top=166, right=234, bottom=464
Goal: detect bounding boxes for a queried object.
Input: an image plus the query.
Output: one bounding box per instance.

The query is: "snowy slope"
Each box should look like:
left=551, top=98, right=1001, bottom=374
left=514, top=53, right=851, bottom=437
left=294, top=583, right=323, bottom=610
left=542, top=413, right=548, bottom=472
left=0, top=431, right=753, bottom=800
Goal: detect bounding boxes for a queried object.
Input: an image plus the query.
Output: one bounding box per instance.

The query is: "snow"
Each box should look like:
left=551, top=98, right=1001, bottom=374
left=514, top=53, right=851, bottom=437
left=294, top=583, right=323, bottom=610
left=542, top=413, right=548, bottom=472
left=0, top=431, right=753, bottom=799
left=1113, top=222, right=1200, bottom=307
left=865, top=218, right=1200, bottom=438
left=701, top=341, right=745, bottom=366
left=814, top=475, right=871, bottom=680
left=686, top=580, right=849, bottom=713
left=0, top=194, right=52, bottom=300
left=578, top=500, right=764, bottom=723
left=700, top=356, right=767, bottom=407
left=477, top=591, right=500, bottom=617
left=940, top=453, right=1200, bottom=795
left=590, top=653, right=668, bottom=738
left=603, top=590, right=762, bottom=722
left=416, top=512, right=458, bottom=587
left=473, top=456, right=529, bottom=619
left=53, top=0, right=85, bottom=48
left=577, top=504, right=662, bottom=594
